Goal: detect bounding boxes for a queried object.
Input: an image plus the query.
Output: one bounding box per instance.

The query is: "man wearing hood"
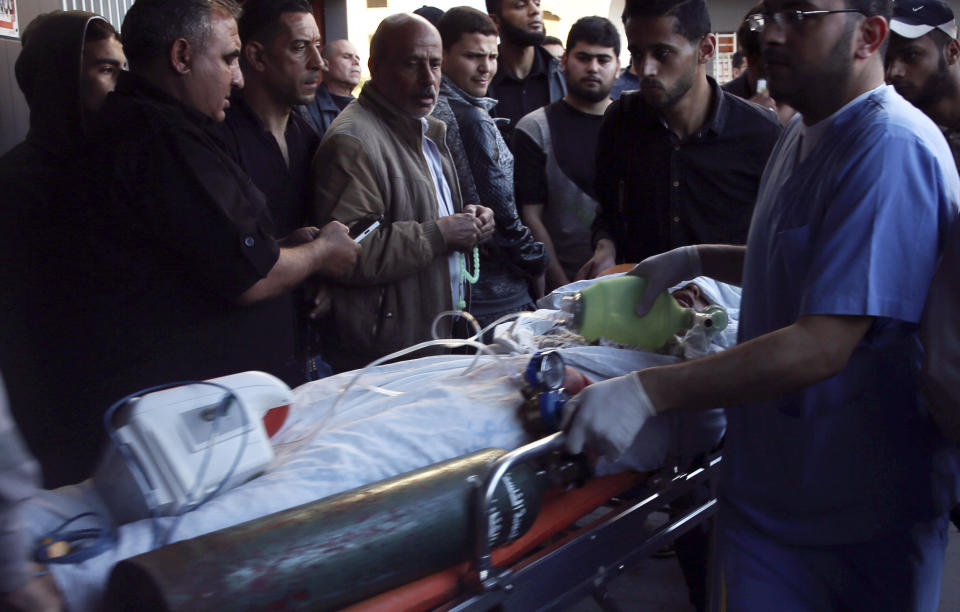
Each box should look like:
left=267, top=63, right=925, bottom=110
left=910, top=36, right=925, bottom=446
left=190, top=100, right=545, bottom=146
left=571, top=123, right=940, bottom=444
left=0, top=10, right=120, bottom=607
left=0, top=11, right=125, bottom=488
left=433, top=6, right=546, bottom=330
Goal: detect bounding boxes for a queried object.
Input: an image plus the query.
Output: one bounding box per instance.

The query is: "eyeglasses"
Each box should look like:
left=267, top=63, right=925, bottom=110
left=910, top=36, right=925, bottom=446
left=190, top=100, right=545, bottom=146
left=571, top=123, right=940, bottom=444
left=746, top=9, right=863, bottom=32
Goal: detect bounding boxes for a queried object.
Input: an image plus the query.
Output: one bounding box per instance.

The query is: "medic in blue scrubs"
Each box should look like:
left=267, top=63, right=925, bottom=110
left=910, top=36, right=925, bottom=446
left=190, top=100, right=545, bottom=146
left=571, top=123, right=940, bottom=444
left=562, top=0, right=960, bottom=609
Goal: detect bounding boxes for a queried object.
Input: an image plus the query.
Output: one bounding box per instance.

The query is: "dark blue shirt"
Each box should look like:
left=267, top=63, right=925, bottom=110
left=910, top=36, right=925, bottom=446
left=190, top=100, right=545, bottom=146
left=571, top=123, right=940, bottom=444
left=298, top=82, right=353, bottom=139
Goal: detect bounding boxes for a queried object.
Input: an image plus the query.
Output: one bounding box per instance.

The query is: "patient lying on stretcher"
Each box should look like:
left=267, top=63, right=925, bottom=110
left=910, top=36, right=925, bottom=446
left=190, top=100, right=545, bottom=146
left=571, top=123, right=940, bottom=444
left=496, top=274, right=740, bottom=359
left=17, top=276, right=739, bottom=611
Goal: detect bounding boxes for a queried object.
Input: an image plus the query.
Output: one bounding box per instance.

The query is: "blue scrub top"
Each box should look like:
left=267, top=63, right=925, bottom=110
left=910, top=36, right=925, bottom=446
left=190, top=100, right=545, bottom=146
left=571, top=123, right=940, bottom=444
left=723, top=86, right=959, bottom=546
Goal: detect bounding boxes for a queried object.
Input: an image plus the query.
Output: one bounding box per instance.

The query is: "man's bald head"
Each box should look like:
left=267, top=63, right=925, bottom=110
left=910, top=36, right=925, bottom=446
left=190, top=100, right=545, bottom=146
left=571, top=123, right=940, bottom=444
left=369, top=14, right=438, bottom=66
left=369, top=14, right=442, bottom=118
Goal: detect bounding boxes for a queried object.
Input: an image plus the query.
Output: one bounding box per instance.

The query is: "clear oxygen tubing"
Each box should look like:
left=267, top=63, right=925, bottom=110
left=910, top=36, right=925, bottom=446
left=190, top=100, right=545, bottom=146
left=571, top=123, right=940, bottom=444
left=431, top=309, right=572, bottom=374
left=272, top=309, right=524, bottom=460
left=431, top=310, right=519, bottom=377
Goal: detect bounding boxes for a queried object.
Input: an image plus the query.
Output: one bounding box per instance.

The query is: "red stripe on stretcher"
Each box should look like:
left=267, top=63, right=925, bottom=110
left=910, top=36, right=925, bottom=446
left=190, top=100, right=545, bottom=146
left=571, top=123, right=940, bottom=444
left=341, top=471, right=644, bottom=612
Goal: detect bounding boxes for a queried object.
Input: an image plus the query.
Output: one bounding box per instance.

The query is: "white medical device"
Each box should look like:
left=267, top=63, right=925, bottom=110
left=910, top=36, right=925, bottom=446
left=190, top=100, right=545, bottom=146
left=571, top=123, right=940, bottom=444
left=93, top=371, right=292, bottom=525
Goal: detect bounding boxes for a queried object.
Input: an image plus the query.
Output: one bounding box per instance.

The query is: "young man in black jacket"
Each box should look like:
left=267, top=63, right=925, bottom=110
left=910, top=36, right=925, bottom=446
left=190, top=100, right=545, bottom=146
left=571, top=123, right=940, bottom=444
left=434, top=6, right=546, bottom=328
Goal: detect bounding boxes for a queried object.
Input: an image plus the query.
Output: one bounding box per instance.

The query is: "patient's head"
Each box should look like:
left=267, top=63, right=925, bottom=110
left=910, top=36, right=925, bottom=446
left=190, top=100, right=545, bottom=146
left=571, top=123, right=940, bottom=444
left=671, top=283, right=711, bottom=311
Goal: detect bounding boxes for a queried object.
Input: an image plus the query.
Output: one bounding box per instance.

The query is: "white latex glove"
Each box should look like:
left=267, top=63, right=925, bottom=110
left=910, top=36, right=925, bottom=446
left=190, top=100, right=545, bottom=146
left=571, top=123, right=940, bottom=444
left=627, top=245, right=702, bottom=315
left=561, top=372, right=657, bottom=461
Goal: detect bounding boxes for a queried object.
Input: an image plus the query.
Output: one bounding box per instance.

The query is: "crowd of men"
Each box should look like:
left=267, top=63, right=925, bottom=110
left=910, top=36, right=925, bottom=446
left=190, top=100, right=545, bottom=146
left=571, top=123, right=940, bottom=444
left=1, top=0, right=959, bottom=610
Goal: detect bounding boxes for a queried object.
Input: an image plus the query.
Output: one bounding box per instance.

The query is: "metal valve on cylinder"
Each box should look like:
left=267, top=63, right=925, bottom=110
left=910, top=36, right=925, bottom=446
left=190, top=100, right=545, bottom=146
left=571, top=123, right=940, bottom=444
left=518, top=351, right=570, bottom=436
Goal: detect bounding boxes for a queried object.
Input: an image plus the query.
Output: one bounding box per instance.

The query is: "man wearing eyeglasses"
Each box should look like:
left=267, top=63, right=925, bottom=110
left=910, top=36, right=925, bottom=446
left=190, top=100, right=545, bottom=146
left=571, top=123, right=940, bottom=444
left=563, top=1, right=960, bottom=609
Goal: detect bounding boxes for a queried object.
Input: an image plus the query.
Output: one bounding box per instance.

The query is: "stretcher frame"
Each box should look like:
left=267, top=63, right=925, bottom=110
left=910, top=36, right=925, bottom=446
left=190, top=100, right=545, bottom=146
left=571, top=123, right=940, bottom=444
left=348, top=432, right=723, bottom=612
left=97, top=431, right=722, bottom=612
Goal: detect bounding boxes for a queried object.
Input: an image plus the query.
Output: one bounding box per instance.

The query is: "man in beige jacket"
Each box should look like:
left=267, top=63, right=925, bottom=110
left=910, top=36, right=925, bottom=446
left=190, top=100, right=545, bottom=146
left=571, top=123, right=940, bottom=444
left=312, top=13, right=494, bottom=372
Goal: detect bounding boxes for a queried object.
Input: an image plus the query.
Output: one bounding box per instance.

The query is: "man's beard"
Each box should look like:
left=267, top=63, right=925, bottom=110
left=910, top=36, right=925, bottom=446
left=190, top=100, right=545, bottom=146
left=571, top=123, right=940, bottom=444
left=500, top=17, right=545, bottom=47
left=569, top=78, right=613, bottom=103
left=767, top=19, right=854, bottom=109
left=640, top=59, right=696, bottom=110
left=913, top=55, right=951, bottom=110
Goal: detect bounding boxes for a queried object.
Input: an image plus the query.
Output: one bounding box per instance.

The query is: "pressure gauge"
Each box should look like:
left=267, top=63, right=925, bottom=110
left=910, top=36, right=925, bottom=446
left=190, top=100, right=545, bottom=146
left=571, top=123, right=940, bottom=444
left=524, top=351, right=566, bottom=392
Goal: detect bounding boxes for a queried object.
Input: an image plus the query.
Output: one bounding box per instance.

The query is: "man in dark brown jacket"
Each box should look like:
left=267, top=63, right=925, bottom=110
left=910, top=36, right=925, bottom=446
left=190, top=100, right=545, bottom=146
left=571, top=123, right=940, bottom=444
left=312, top=13, right=494, bottom=372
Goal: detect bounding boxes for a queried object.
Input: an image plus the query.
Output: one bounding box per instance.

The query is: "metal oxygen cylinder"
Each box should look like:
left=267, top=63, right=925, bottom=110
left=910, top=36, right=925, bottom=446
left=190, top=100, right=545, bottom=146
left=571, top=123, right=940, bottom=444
left=561, top=275, right=728, bottom=350
left=105, top=449, right=573, bottom=611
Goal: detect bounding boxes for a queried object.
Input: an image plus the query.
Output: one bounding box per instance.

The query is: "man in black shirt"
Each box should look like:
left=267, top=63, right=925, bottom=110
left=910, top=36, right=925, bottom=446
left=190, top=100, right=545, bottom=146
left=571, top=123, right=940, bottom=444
left=222, top=0, right=355, bottom=381
left=63, top=0, right=358, bottom=484
left=581, top=0, right=781, bottom=277
left=512, top=16, right=620, bottom=291
left=579, top=7, right=778, bottom=605
left=223, top=0, right=322, bottom=236
left=485, top=0, right=565, bottom=142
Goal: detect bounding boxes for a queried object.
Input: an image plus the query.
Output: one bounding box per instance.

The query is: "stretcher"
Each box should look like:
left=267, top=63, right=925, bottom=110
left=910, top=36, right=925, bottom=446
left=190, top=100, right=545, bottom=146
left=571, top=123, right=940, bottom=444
left=104, top=432, right=722, bottom=612
left=366, top=435, right=723, bottom=612
left=23, top=277, right=737, bottom=610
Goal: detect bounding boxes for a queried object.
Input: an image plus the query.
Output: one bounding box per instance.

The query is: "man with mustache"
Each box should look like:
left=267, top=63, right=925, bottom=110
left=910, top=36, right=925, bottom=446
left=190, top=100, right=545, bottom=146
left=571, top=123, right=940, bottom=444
left=485, top=0, right=566, bottom=143
left=221, top=0, right=361, bottom=384
left=578, top=0, right=781, bottom=279
left=564, top=0, right=960, bottom=608
left=512, top=16, right=621, bottom=292
left=300, top=38, right=363, bottom=137
left=312, top=13, right=495, bottom=372
left=222, top=0, right=329, bottom=241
